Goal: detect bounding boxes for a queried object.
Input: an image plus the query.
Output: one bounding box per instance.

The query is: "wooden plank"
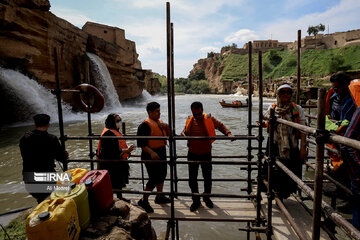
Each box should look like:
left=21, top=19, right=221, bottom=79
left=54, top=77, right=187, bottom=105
left=260, top=193, right=331, bottom=240
left=127, top=197, right=257, bottom=222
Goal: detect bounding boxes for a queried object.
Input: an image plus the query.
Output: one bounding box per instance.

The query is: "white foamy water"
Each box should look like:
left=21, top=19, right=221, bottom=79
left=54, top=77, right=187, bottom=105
left=0, top=67, right=83, bottom=125
left=86, top=52, right=122, bottom=111
left=141, top=90, right=153, bottom=101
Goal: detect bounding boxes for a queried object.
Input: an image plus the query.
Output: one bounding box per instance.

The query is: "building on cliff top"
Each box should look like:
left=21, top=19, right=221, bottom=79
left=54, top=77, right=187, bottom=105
left=222, top=28, right=360, bottom=55
left=82, top=21, right=161, bottom=96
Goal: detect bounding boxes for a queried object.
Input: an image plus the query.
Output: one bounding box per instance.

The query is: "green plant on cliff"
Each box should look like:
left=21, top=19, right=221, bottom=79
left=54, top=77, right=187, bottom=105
left=188, top=69, right=206, bottom=81
left=207, top=52, right=215, bottom=58
left=268, top=49, right=282, bottom=66
left=328, top=54, right=351, bottom=73
left=217, top=45, right=360, bottom=82
left=153, top=73, right=168, bottom=94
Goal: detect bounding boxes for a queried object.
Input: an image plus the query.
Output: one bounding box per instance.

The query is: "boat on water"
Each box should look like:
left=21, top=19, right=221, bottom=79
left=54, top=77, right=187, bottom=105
left=219, top=99, right=250, bottom=108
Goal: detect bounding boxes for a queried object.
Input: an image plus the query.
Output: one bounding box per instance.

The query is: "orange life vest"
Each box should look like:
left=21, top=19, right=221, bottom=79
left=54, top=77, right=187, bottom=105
left=326, top=143, right=343, bottom=171
left=97, top=128, right=129, bottom=160
left=185, top=113, right=216, bottom=143
left=325, top=88, right=336, bottom=115
left=143, top=118, right=167, bottom=149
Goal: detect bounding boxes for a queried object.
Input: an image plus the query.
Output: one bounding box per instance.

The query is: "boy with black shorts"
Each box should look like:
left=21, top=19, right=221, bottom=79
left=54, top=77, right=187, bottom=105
left=137, top=102, right=171, bottom=213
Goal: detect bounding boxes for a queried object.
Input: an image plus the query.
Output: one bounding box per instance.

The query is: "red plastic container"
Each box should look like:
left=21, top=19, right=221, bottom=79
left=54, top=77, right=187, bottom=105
left=79, top=170, right=113, bottom=213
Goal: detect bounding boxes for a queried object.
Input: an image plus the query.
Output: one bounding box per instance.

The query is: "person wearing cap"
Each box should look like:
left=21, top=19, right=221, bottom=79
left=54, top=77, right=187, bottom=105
left=20, top=114, right=68, bottom=203
left=263, top=84, right=307, bottom=199
left=97, top=113, right=135, bottom=202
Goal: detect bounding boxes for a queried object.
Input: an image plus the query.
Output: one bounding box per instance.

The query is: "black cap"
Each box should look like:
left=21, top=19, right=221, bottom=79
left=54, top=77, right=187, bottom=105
left=33, top=114, right=50, bottom=127
left=38, top=211, right=50, bottom=221
left=330, top=73, right=350, bottom=85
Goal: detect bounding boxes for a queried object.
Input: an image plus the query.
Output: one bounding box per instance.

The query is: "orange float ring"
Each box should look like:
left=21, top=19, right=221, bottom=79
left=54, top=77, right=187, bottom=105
left=74, top=84, right=104, bottom=113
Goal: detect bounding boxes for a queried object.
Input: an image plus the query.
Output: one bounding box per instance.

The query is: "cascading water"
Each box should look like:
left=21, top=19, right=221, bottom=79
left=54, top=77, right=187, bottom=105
left=0, top=67, right=73, bottom=125
left=141, top=90, right=153, bottom=101
left=86, top=52, right=122, bottom=111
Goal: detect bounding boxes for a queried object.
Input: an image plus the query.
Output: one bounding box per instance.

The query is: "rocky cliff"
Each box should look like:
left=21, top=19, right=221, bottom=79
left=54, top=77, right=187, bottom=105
left=190, top=53, right=226, bottom=93
left=0, top=0, right=156, bottom=105
left=190, top=53, right=243, bottom=94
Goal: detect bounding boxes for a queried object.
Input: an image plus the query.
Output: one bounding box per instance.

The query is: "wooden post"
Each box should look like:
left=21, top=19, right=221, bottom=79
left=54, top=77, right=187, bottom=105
left=296, top=30, right=301, bottom=104
left=312, top=88, right=326, bottom=240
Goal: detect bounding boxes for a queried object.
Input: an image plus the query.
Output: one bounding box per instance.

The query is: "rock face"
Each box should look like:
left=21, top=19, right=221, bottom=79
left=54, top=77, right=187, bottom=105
left=190, top=54, right=226, bottom=93
left=0, top=0, right=87, bottom=93
left=83, top=22, right=155, bottom=101
left=81, top=199, right=157, bottom=240
left=0, top=0, right=156, bottom=106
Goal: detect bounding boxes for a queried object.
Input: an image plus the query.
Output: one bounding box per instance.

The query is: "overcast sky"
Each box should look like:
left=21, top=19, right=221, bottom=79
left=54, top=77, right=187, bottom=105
left=50, top=0, right=360, bottom=78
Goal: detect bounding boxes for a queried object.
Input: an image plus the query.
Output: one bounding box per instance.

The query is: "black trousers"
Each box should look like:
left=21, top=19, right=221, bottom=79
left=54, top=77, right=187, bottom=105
left=188, top=151, right=212, bottom=202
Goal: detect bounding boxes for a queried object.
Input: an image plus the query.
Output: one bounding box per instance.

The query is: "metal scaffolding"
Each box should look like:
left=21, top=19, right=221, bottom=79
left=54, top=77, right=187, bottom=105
left=52, top=2, right=360, bottom=240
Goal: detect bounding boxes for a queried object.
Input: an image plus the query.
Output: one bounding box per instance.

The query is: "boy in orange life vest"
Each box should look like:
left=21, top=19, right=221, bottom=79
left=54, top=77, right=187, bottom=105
left=137, top=102, right=170, bottom=213
left=97, top=113, right=135, bottom=202
left=263, top=84, right=307, bottom=199
left=181, top=101, right=234, bottom=212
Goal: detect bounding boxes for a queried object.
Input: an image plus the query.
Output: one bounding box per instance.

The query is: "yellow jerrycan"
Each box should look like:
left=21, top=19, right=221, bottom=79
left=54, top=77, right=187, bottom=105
left=51, top=183, right=91, bottom=229
left=26, top=198, right=80, bottom=240
left=66, top=168, right=88, bottom=184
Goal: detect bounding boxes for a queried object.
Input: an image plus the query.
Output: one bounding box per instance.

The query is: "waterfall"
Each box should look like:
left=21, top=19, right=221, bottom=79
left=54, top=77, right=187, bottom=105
left=0, top=67, right=73, bottom=124
left=86, top=53, right=122, bottom=111
left=141, top=90, right=153, bottom=101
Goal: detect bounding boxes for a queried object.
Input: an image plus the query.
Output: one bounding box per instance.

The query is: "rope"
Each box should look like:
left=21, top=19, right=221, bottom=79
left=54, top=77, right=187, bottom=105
left=0, top=223, right=11, bottom=240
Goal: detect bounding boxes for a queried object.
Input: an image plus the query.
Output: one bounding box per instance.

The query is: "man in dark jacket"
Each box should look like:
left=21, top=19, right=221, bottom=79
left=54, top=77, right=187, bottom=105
left=326, top=73, right=356, bottom=212
left=341, top=105, right=360, bottom=230
left=20, top=114, right=68, bottom=203
left=328, top=73, right=355, bottom=121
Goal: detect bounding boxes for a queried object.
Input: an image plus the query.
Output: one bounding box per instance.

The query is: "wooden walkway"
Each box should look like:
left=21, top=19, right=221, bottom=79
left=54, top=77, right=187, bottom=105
left=260, top=194, right=331, bottom=240
left=128, top=197, right=257, bottom=222
left=127, top=194, right=332, bottom=240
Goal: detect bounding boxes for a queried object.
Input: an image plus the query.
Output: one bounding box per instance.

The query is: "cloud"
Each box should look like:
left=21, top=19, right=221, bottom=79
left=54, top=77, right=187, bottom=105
left=224, top=29, right=259, bottom=44
left=262, top=0, right=360, bottom=42
left=283, top=0, right=313, bottom=11
left=200, top=46, right=220, bottom=53
left=112, top=0, right=162, bottom=8
left=50, top=7, right=92, bottom=28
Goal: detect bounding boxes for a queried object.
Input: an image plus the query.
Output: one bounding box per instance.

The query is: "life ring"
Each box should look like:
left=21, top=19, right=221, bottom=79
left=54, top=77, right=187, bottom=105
left=74, top=84, right=104, bottom=113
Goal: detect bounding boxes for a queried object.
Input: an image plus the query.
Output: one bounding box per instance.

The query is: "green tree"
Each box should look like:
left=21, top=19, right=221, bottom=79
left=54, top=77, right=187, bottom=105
left=188, top=69, right=206, bottom=81
left=188, top=80, right=210, bottom=94
left=307, top=24, right=325, bottom=36
left=197, top=80, right=211, bottom=93
left=207, top=52, right=215, bottom=58
left=269, top=49, right=282, bottom=66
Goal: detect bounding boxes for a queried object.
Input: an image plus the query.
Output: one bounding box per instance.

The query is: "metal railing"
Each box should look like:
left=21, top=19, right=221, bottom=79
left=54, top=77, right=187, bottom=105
left=50, top=2, right=360, bottom=239
left=266, top=91, right=360, bottom=240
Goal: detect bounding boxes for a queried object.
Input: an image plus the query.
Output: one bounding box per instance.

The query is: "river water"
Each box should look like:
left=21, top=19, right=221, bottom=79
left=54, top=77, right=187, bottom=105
left=0, top=94, right=316, bottom=239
